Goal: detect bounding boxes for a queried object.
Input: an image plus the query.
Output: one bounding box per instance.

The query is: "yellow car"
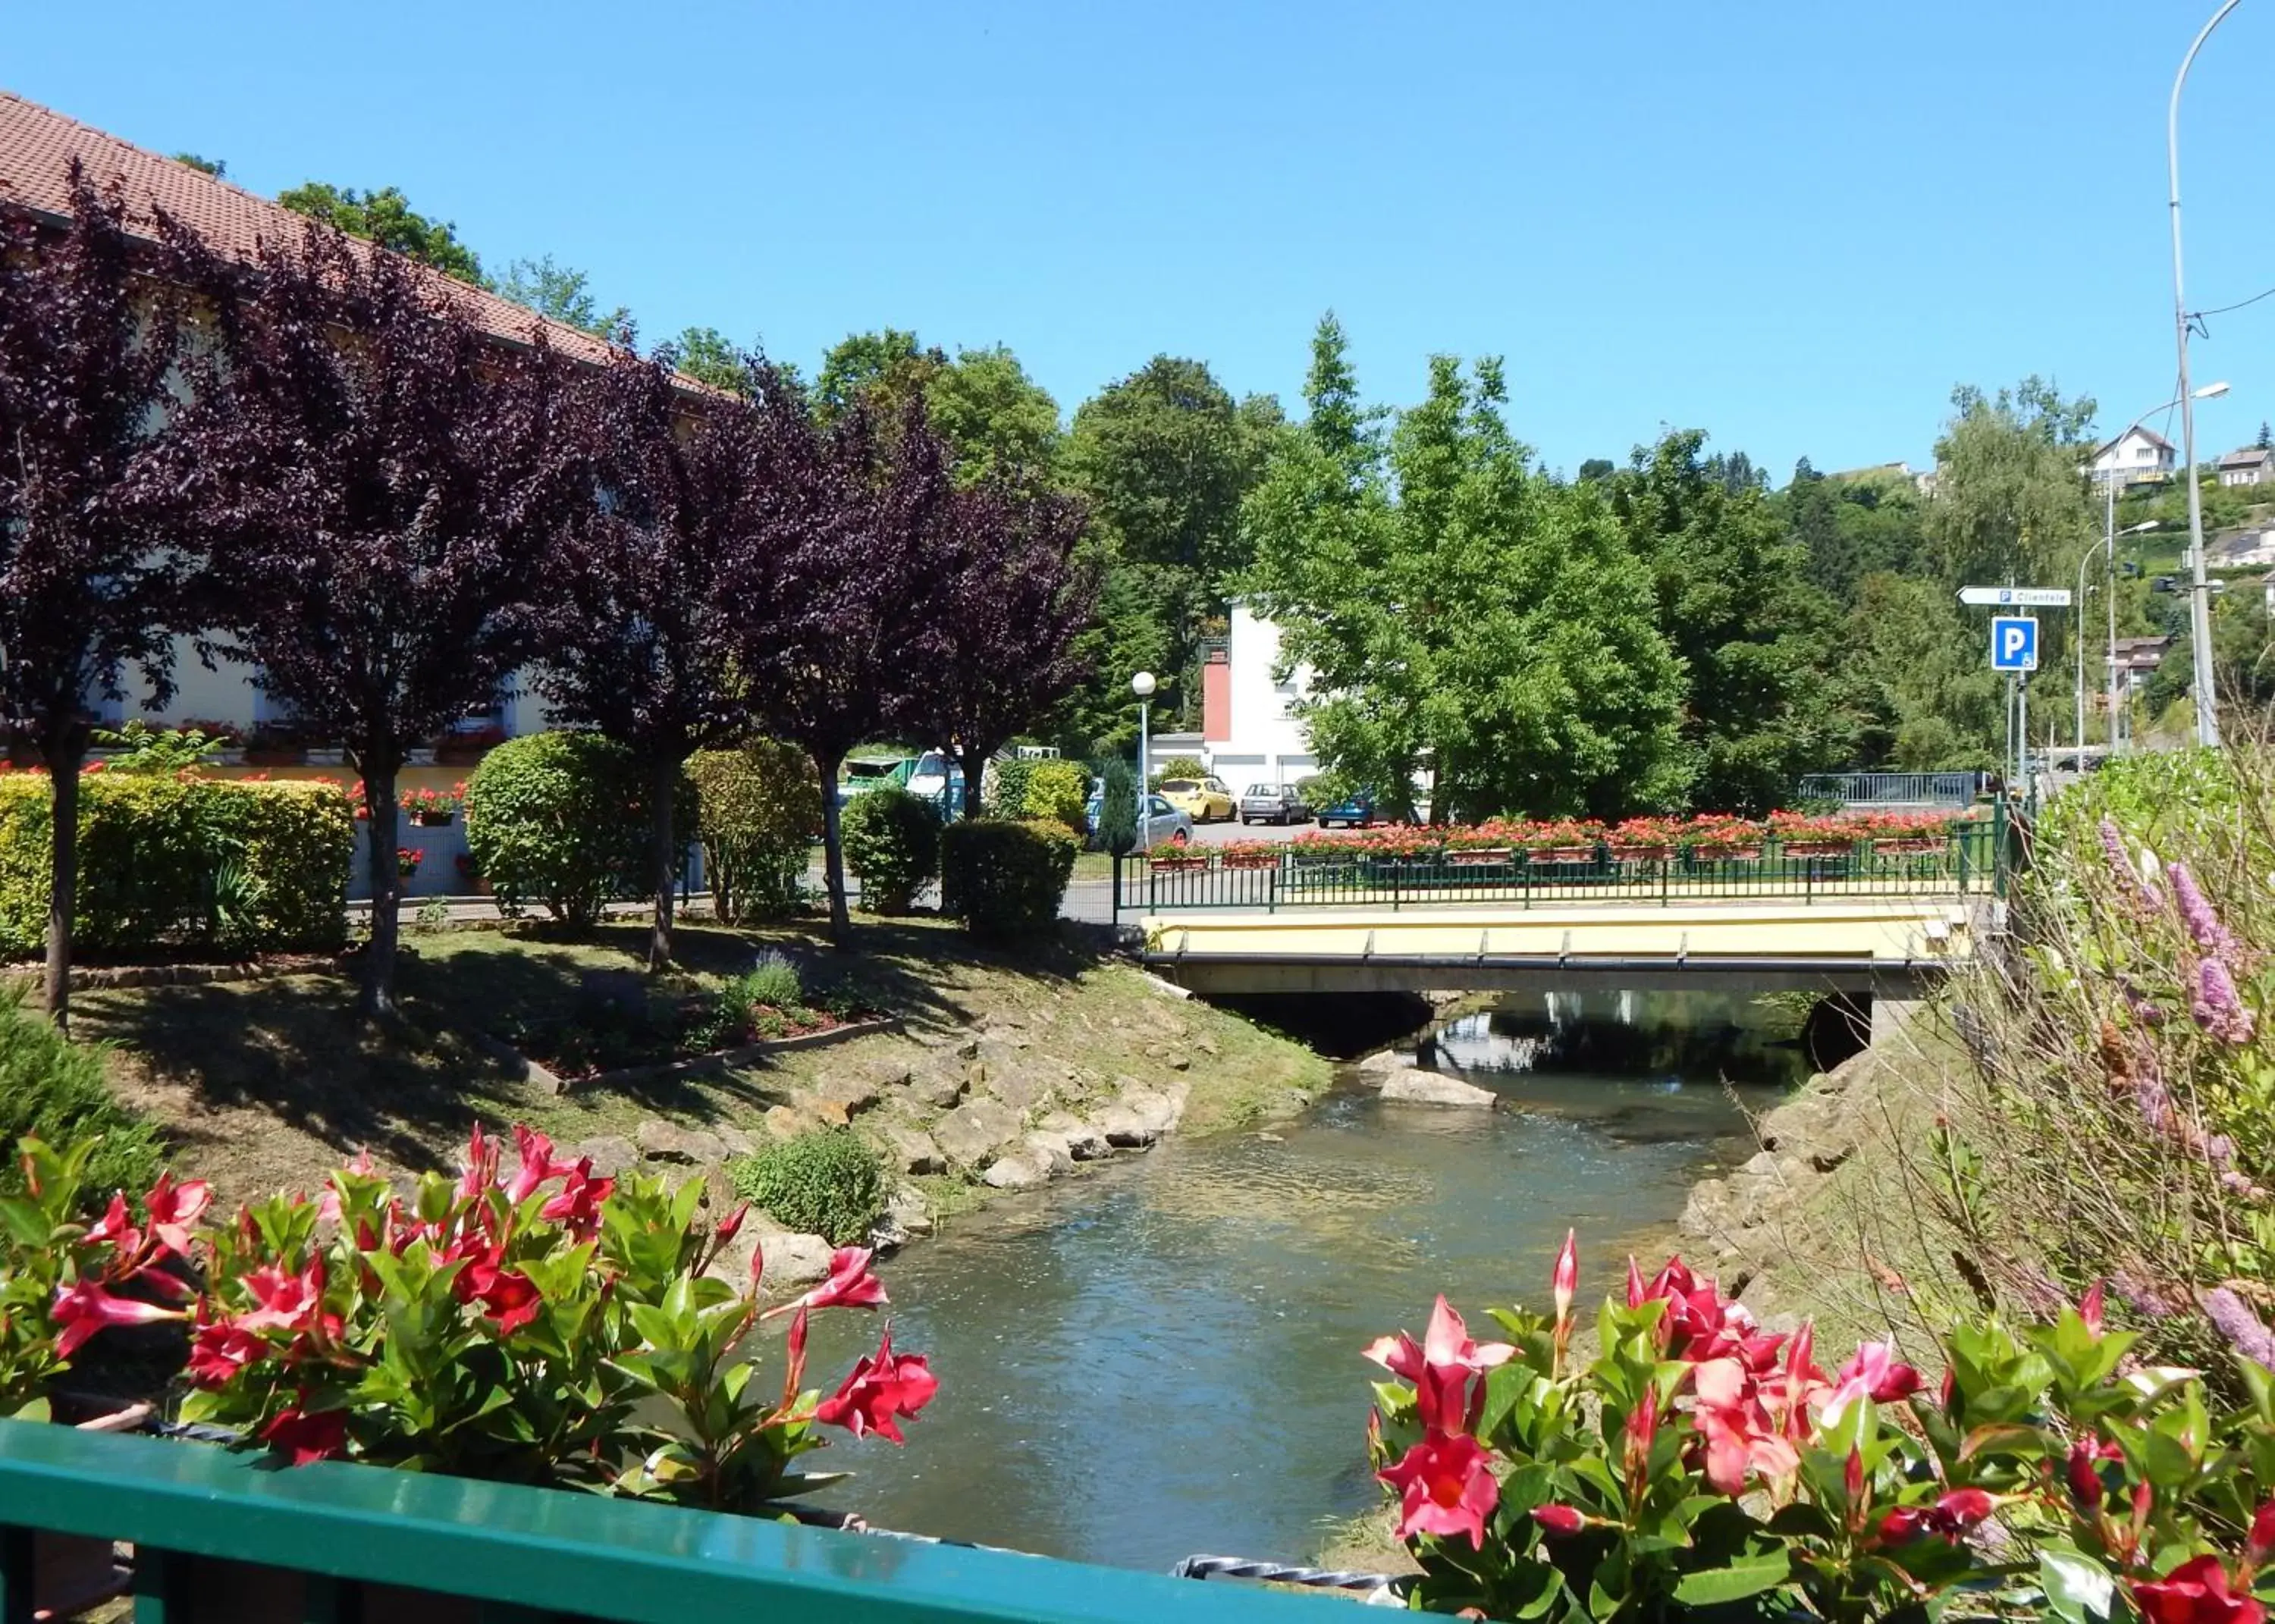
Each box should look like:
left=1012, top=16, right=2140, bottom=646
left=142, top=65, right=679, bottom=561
left=1156, top=775, right=1236, bottom=823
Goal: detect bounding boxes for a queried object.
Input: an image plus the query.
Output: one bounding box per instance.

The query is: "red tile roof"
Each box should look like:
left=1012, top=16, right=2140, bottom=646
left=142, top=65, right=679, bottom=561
left=0, top=89, right=626, bottom=368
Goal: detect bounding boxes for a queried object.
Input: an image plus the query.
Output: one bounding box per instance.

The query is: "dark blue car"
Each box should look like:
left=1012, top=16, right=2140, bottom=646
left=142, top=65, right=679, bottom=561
left=1319, top=792, right=1376, bottom=829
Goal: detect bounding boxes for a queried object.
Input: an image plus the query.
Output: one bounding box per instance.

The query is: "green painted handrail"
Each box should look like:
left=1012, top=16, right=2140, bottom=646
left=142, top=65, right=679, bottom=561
left=0, top=1422, right=1335, bottom=1623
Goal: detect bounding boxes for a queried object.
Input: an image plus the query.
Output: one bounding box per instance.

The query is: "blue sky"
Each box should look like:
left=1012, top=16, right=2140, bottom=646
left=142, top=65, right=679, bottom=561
left=11, top=2, right=2272, bottom=478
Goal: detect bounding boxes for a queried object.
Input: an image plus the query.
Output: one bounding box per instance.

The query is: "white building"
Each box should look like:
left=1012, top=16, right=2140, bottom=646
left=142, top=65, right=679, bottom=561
left=2091, top=425, right=2178, bottom=488
left=2217, top=447, right=2275, bottom=488
left=1198, top=605, right=1319, bottom=788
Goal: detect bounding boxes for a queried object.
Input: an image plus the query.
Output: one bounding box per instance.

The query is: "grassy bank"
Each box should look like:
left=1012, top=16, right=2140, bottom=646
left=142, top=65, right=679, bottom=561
left=71, top=914, right=1329, bottom=1208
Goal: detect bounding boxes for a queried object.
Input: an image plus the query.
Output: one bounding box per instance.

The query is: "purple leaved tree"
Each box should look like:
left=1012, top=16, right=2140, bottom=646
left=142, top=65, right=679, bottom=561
left=918, top=481, right=1097, bottom=817
left=743, top=383, right=961, bottom=943
left=534, top=351, right=771, bottom=969
left=0, top=166, right=204, bottom=1031
left=169, top=223, right=592, bottom=1017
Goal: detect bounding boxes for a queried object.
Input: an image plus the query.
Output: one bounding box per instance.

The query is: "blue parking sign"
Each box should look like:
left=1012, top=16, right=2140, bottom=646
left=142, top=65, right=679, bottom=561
left=1991, top=615, right=2038, bottom=672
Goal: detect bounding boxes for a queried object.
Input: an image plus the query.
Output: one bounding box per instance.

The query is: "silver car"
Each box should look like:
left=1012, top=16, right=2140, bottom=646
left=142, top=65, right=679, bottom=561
left=1139, top=793, right=1194, bottom=848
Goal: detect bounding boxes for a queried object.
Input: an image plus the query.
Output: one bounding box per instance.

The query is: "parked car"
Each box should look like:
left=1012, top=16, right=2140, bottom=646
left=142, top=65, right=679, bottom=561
left=1157, top=775, right=1235, bottom=823
left=902, top=751, right=966, bottom=815
left=1319, top=791, right=1377, bottom=829
left=1239, top=783, right=1312, bottom=825
left=1140, top=794, right=1194, bottom=847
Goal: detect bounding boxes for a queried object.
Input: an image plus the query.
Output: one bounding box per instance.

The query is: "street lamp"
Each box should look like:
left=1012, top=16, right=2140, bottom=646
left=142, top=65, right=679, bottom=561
left=1131, top=671, right=1156, bottom=851
left=2170, top=0, right=2242, bottom=747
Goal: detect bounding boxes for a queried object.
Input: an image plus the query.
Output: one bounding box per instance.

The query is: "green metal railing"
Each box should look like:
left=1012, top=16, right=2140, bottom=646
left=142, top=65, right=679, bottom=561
left=0, top=1421, right=1330, bottom=1623
left=1112, top=816, right=2006, bottom=919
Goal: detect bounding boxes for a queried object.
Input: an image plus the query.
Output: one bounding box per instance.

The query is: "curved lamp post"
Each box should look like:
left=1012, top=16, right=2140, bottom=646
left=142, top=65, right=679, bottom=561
left=1131, top=671, right=1156, bottom=851
left=2170, top=0, right=2242, bottom=746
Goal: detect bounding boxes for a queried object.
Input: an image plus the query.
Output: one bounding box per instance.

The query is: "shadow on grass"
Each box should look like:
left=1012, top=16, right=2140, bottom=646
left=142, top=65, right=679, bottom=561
left=74, top=914, right=1099, bottom=1173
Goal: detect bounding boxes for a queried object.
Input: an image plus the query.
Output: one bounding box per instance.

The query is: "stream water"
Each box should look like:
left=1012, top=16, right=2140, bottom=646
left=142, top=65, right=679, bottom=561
left=808, top=990, right=1810, bottom=1574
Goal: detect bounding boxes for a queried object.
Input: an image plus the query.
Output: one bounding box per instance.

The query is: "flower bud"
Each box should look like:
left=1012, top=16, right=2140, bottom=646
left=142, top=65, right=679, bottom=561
left=1531, top=1504, right=1584, bottom=1536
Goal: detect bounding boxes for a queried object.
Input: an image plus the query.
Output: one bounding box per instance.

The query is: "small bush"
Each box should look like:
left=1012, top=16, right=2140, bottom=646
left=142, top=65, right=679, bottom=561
left=729, top=1130, right=885, bottom=1246
left=0, top=773, right=352, bottom=956
left=1022, top=760, right=1090, bottom=834
left=982, top=757, right=1037, bottom=820
left=939, top=818, right=1078, bottom=942
left=0, top=990, right=162, bottom=1205
left=463, top=733, right=661, bottom=926
left=839, top=788, right=939, bottom=914
left=735, top=949, right=804, bottom=1011
left=687, top=741, right=820, bottom=923
left=1149, top=754, right=1208, bottom=791
left=1093, top=758, right=1138, bottom=854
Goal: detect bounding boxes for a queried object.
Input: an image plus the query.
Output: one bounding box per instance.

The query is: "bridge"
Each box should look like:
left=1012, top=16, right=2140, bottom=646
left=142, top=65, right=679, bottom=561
left=1115, top=818, right=2004, bottom=1029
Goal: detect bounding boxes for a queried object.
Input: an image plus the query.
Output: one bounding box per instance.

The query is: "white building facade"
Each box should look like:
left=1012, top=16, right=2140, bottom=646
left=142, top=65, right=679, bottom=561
left=1198, top=604, right=1319, bottom=788
left=2091, top=426, right=2178, bottom=487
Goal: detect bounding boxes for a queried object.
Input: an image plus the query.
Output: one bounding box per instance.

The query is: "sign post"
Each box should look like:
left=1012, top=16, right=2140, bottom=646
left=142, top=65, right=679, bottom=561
left=1990, top=616, right=2038, bottom=792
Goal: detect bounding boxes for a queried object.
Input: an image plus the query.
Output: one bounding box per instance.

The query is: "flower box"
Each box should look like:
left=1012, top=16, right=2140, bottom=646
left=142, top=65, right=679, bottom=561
left=1219, top=851, right=1282, bottom=870
left=1874, top=836, right=1945, bottom=856
left=1147, top=854, right=1207, bottom=873
left=1607, top=843, right=1675, bottom=863
left=408, top=810, right=457, bottom=829
left=1527, top=845, right=1598, bottom=865
left=1446, top=847, right=1514, bottom=867
left=1781, top=840, right=1853, bottom=859
left=1693, top=843, right=1763, bottom=863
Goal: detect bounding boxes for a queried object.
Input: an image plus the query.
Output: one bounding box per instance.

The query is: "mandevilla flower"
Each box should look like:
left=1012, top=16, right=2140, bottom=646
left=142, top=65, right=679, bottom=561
left=1379, top=1429, right=1499, bottom=1550
left=186, top=1312, right=267, bottom=1387
left=1363, top=1295, right=1515, bottom=1431
left=506, top=1124, right=567, bottom=1203
left=2132, top=1555, right=2266, bottom=1624
left=1822, top=1340, right=1922, bottom=1420
left=237, top=1260, right=330, bottom=1336
left=259, top=1403, right=349, bottom=1466
left=795, top=1246, right=888, bottom=1312
left=814, top=1326, right=938, bottom=1444
left=1875, top=1488, right=1997, bottom=1547
left=50, top=1278, right=183, bottom=1358
left=143, top=1172, right=212, bottom=1256
left=537, top=1158, right=612, bottom=1239
left=1552, top=1229, right=1578, bottom=1328
left=1531, top=1503, right=1585, bottom=1536
left=2066, top=1435, right=2123, bottom=1512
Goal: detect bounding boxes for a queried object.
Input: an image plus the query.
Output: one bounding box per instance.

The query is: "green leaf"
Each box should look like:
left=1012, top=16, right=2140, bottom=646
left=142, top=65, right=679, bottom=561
left=2039, top=1548, right=2117, bottom=1624
left=1960, top=1421, right=2048, bottom=1462
left=1671, top=1548, right=1791, bottom=1607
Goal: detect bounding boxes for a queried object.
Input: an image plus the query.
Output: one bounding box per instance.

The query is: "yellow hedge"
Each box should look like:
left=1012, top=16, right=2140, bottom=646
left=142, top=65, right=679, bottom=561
left=0, top=771, right=354, bottom=958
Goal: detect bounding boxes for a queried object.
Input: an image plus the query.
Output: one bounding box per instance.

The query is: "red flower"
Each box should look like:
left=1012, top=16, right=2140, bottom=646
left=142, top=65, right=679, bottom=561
left=796, top=1246, right=888, bottom=1311
left=1379, top=1430, right=1500, bottom=1550
left=186, top=1313, right=268, bottom=1387
left=1531, top=1503, right=1585, bottom=1536
left=144, top=1172, right=212, bottom=1256
left=51, top=1278, right=183, bottom=1358
left=2080, top=1281, right=2107, bottom=1337
left=814, top=1327, right=939, bottom=1444
left=237, top=1260, right=330, bottom=1335
left=1877, top=1488, right=1998, bottom=1547
left=457, top=1123, right=500, bottom=1201
left=260, top=1403, right=348, bottom=1466
left=1363, top=1296, right=1516, bottom=1431
left=537, top=1158, right=612, bottom=1239
left=2067, top=1435, right=2123, bottom=1511
left=506, top=1124, right=565, bottom=1204
left=2132, top=1556, right=2266, bottom=1624
left=471, top=1267, right=542, bottom=1335
left=714, top=1202, right=749, bottom=1246
left=83, top=1192, right=144, bottom=1258
left=2251, top=1497, right=2275, bottom=1565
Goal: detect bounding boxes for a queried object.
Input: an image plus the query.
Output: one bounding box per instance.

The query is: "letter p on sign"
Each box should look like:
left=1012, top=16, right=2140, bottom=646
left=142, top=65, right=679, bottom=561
left=1991, top=615, right=2038, bottom=672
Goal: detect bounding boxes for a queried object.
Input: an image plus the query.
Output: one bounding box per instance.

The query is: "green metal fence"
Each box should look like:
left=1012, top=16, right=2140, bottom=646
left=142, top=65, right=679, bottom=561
left=0, top=1420, right=1330, bottom=1624
left=1113, top=816, right=2005, bottom=919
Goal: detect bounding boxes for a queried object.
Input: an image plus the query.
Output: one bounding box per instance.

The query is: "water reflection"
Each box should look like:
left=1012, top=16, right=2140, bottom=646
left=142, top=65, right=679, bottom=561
left=815, top=992, right=1805, bottom=1573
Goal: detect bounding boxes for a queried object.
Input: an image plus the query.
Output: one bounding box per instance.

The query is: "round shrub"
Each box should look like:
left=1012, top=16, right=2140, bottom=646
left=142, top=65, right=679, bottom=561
left=688, top=740, right=821, bottom=923
left=939, top=818, right=1079, bottom=942
left=728, top=1129, right=885, bottom=1246
left=839, top=788, right=939, bottom=914
left=463, top=732, right=655, bottom=926
left=1022, top=760, right=1090, bottom=835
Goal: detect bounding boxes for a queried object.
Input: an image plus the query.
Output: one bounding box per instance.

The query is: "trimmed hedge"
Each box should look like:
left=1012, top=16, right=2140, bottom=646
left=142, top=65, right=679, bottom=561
left=940, top=818, right=1079, bottom=942
left=840, top=788, right=940, bottom=914
left=688, top=741, right=821, bottom=923
left=0, top=772, right=353, bottom=958
left=464, top=732, right=673, bottom=927
left=1023, top=760, right=1090, bottom=835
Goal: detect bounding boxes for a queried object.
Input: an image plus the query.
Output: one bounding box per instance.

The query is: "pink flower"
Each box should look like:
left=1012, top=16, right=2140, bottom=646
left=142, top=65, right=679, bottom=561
left=237, top=1260, right=329, bottom=1335
left=1822, top=1341, right=1922, bottom=1418
left=2202, top=1287, right=2275, bottom=1372
left=1691, top=1356, right=1799, bottom=1494
left=186, top=1314, right=268, bottom=1387
left=1531, top=1503, right=1584, bottom=1536
left=537, top=1159, right=612, bottom=1239
left=714, top=1202, right=748, bottom=1245
left=2132, top=1555, right=2266, bottom=1624
left=1379, top=1431, right=1500, bottom=1550
left=506, top=1125, right=566, bottom=1203
left=259, top=1403, right=348, bottom=1466
left=1877, top=1488, right=1997, bottom=1546
left=797, top=1247, right=888, bottom=1312
left=51, top=1278, right=182, bottom=1358
left=2192, top=959, right=2257, bottom=1046
left=1552, top=1230, right=1578, bottom=1327
left=2170, top=864, right=2240, bottom=960
left=814, top=1327, right=938, bottom=1444
left=2102, top=820, right=2163, bottom=912
left=143, top=1172, right=212, bottom=1256
left=457, top=1123, right=498, bottom=1202
left=2081, top=1281, right=2107, bottom=1337
left=1363, top=1296, right=1516, bottom=1431
left=83, top=1193, right=144, bottom=1256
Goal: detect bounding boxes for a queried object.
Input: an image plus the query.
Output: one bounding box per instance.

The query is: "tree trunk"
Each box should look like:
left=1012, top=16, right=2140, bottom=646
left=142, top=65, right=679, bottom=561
left=648, top=756, right=678, bottom=971
left=957, top=745, right=989, bottom=820
left=40, top=723, right=89, bottom=1033
left=360, top=753, right=404, bottom=1020
left=814, top=748, right=849, bottom=944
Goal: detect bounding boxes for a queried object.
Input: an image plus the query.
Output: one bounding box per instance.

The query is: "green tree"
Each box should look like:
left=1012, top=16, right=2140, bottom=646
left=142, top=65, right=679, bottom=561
left=1611, top=431, right=1853, bottom=811
left=1925, top=378, right=2097, bottom=589
left=655, top=327, right=750, bottom=393
left=497, top=254, right=629, bottom=341
left=276, top=182, right=486, bottom=286
left=1778, top=460, right=1927, bottom=606
left=1840, top=573, right=2003, bottom=769
left=1061, top=356, right=1288, bottom=739
left=1243, top=318, right=1686, bottom=822
left=172, top=153, right=224, bottom=177
left=814, top=330, right=1060, bottom=484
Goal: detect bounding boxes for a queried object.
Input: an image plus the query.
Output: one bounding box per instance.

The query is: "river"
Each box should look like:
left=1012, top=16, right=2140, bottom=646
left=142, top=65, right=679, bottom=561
left=808, top=990, right=1809, bottom=1573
